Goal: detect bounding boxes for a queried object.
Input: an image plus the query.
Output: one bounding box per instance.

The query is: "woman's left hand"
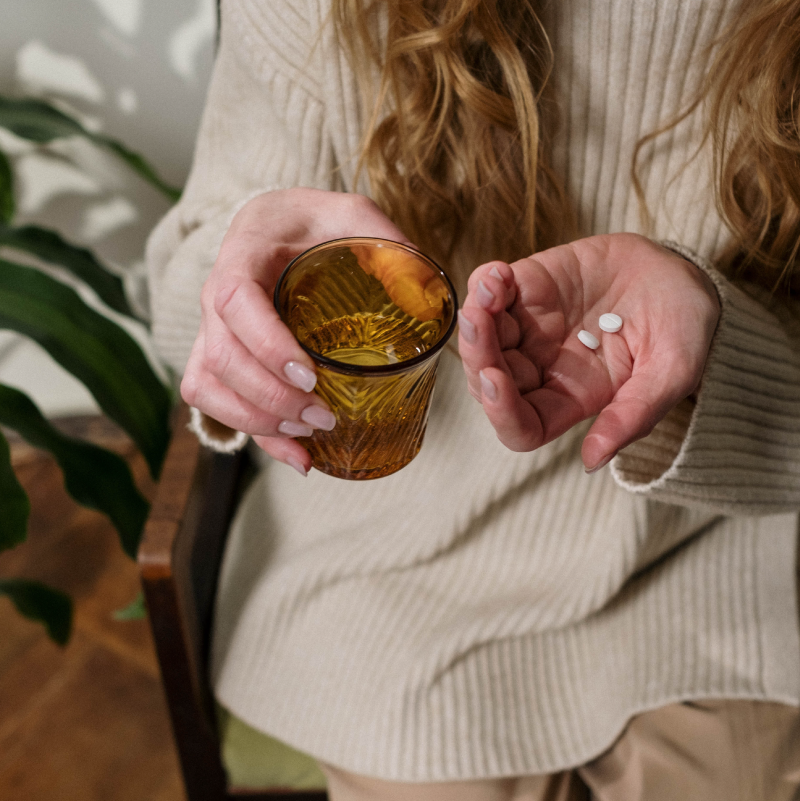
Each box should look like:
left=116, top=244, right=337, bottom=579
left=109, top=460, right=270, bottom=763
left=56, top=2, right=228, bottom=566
left=457, top=233, right=721, bottom=471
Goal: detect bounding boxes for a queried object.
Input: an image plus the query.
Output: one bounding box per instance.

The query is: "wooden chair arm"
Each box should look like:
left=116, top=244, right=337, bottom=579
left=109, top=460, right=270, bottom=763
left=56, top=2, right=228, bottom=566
left=139, top=404, right=327, bottom=801
left=139, top=403, right=243, bottom=799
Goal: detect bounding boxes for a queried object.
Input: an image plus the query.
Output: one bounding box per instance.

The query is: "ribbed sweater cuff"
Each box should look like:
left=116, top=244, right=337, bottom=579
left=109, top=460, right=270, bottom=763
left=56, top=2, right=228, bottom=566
left=188, top=407, right=249, bottom=453
left=611, top=242, right=800, bottom=514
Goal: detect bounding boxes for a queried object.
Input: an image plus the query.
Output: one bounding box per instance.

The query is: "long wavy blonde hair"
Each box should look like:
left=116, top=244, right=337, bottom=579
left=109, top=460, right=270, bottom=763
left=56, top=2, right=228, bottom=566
left=333, top=0, right=800, bottom=294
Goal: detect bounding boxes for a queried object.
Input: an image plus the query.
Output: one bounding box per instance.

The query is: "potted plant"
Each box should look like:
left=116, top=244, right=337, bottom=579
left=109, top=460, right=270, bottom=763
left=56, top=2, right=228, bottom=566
left=0, top=95, right=177, bottom=644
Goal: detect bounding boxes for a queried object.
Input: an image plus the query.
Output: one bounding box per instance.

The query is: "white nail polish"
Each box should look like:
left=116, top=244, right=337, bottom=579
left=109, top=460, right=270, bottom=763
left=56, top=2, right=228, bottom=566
left=278, top=420, right=314, bottom=437
left=301, top=405, right=336, bottom=431
left=284, top=361, right=316, bottom=392
left=285, top=456, right=308, bottom=477
left=477, top=280, right=495, bottom=309
left=458, top=310, right=477, bottom=344
left=585, top=453, right=614, bottom=474
left=479, top=370, right=497, bottom=402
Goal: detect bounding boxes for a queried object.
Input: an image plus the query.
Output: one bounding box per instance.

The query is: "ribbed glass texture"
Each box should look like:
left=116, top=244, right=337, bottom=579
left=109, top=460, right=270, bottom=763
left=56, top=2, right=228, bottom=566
left=276, top=238, right=457, bottom=479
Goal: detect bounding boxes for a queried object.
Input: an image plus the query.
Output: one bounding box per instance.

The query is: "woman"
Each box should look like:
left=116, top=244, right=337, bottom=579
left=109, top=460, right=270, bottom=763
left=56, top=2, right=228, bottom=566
left=146, top=0, right=800, bottom=797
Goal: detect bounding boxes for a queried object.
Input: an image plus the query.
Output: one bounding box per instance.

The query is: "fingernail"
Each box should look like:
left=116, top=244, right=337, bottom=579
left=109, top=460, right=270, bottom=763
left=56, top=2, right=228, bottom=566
left=458, top=310, right=476, bottom=344
left=585, top=453, right=615, bottom=474
left=301, top=405, right=336, bottom=430
left=278, top=420, right=314, bottom=437
left=284, top=361, right=316, bottom=392
left=489, top=266, right=503, bottom=282
left=477, top=280, right=494, bottom=309
left=285, top=456, right=308, bottom=477
left=479, top=370, right=497, bottom=402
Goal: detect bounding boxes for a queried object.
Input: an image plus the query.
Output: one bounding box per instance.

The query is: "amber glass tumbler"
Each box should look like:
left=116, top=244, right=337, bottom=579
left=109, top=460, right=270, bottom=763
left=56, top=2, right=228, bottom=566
left=275, top=238, right=458, bottom=480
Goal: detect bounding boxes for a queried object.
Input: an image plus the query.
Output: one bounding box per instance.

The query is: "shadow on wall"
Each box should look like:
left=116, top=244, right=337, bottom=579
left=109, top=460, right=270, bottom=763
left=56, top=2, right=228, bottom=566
left=0, top=0, right=215, bottom=414
left=1, top=0, right=216, bottom=268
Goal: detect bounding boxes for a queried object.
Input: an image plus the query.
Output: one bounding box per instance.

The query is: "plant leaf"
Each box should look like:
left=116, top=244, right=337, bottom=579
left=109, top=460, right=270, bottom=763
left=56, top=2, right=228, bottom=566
left=0, top=95, right=84, bottom=142
left=0, top=224, right=138, bottom=320
left=90, top=135, right=181, bottom=203
left=0, top=384, right=150, bottom=557
left=113, top=590, right=146, bottom=621
left=0, top=428, right=29, bottom=551
left=0, top=257, right=171, bottom=478
left=0, top=578, right=72, bottom=645
left=0, top=149, right=13, bottom=224
left=0, top=96, right=181, bottom=201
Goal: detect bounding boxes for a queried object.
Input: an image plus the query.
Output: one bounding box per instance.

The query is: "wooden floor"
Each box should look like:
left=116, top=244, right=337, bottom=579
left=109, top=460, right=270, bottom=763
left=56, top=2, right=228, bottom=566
left=0, top=417, right=186, bottom=801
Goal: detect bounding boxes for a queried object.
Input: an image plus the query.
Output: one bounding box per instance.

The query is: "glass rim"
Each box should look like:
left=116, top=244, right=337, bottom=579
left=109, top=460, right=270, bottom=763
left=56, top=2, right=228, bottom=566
left=275, top=237, right=459, bottom=376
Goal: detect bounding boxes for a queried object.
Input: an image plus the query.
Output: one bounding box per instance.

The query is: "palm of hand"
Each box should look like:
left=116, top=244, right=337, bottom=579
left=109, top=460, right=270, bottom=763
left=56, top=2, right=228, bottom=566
left=459, top=234, right=720, bottom=467
left=506, top=259, right=632, bottom=436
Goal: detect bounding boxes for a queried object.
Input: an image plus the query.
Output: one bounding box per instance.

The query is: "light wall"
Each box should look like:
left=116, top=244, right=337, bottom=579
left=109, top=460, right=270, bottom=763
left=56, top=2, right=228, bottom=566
left=0, top=0, right=216, bottom=415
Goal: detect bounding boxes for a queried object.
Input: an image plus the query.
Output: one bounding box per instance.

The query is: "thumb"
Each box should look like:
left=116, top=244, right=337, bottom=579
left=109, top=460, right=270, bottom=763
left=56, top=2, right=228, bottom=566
left=581, top=364, right=696, bottom=471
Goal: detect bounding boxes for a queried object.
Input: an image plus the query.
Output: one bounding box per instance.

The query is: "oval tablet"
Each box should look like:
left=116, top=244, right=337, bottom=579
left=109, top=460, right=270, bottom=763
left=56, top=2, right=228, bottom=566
left=578, top=329, right=599, bottom=350
left=599, top=313, right=622, bottom=333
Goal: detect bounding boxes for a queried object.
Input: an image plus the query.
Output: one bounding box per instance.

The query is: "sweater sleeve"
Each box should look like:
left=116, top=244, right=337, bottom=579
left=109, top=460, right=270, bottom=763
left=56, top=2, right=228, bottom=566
left=611, top=241, right=800, bottom=516
left=145, top=0, right=335, bottom=377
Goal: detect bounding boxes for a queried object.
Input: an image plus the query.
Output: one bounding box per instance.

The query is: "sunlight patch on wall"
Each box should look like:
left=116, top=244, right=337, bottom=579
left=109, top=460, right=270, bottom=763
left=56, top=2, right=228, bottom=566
left=117, top=87, right=138, bottom=114
left=89, top=0, right=143, bottom=38
left=0, top=335, right=100, bottom=417
left=168, top=0, right=215, bottom=81
left=16, top=157, right=101, bottom=214
left=16, top=40, right=105, bottom=103
left=82, top=197, right=139, bottom=241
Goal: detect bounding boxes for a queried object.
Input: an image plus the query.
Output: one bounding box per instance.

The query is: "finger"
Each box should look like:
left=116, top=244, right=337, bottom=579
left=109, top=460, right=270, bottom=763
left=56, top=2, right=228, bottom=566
left=253, top=434, right=313, bottom=477
left=202, top=314, right=335, bottom=428
left=493, top=310, right=522, bottom=351
left=464, top=261, right=517, bottom=314
left=580, top=359, right=698, bottom=471
left=466, top=260, right=514, bottom=296
left=181, top=368, right=314, bottom=439
left=508, top=342, right=614, bottom=445
left=213, top=277, right=318, bottom=390
left=477, top=367, right=545, bottom=451
left=503, top=349, right=541, bottom=395
left=458, top=306, right=509, bottom=400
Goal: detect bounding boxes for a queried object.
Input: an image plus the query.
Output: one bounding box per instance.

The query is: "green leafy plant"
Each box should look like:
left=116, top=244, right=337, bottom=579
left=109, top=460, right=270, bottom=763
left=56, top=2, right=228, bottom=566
left=0, top=94, right=179, bottom=644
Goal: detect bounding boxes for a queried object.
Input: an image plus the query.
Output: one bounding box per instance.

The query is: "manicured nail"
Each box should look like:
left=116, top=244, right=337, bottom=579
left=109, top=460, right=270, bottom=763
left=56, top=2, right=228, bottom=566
left=284, top=361, right=316, bottom=392
left=489, top=266, right=503, bottom=282
left=585, top=453, right=615, bottom=474
left=479, top=370, right=497, bottom=402
left=458, top=310, right=477, bottom=344
left=285, top=456, right=308, bottom=477
left=476, top=280, right=494, bottom=309
left=301, top=405, right=336, bottom=430
left=278, top=420, right=314, bottom=437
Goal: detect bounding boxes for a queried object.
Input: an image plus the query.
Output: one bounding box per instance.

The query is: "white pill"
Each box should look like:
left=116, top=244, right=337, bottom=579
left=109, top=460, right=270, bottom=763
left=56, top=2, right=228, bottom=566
left=599, top=313, right=623, bottom=333
left=578, top=329, right=599, bottom=350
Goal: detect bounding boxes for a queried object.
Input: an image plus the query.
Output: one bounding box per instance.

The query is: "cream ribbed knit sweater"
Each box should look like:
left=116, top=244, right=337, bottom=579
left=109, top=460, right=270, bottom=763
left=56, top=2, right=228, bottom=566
left=145, top=0, right=800, bottom=781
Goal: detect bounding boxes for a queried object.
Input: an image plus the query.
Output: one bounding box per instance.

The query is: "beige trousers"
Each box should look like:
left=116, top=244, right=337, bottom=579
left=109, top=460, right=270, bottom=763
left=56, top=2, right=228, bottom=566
left=321, top=700, right=800, bottom=801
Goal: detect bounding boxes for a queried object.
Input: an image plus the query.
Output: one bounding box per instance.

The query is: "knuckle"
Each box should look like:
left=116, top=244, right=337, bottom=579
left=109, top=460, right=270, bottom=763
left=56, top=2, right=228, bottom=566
left=255, top=378, right=292, bottom=416
left=241, top=408, right=265, bottom=435
left=180, top=372, right=200, bottom=406
left=213, top=277, right=244, bottom=318
left=202, top=335, right=235, bottom=378
left=205, top=337, right=233, bottom=379
left=251, top=330, right=288, bottom=369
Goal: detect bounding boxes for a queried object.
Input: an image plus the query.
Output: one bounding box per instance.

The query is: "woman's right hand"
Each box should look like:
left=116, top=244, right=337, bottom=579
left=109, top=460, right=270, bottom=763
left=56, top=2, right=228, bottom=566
left=180, top=188, right=411, bottom=475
